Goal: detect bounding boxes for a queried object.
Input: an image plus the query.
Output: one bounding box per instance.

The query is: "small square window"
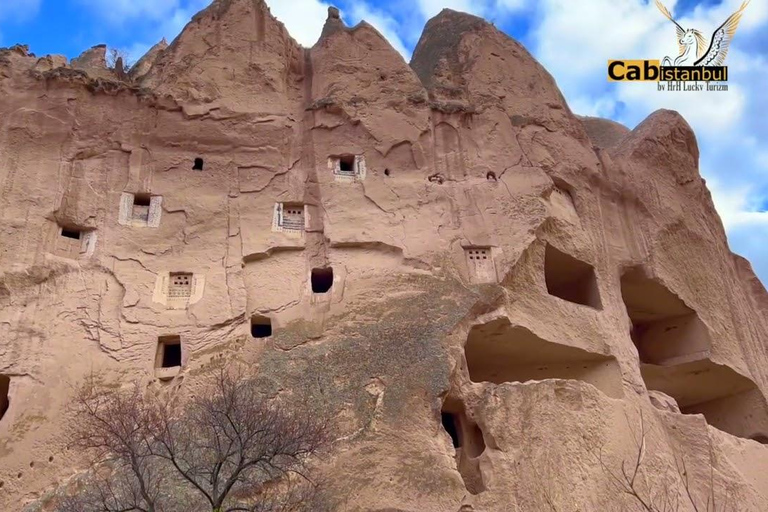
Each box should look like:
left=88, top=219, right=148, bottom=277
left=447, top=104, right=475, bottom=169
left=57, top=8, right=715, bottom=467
left=56, top=225, right=89, bottom=259
left=331, top=155, right=365, bottom=181
left=251, top=315, right=272, bottom=338
left=339, top=155, right=355, bottom=173
left=168, top=273, right=193, bottom=299
left=311, top=267, right=334, bottom=294
left=132, top=194, right=152, bottom=223
left=121, top=192, right=162, bottom=228
left=280, top=204, right=305, bottom=231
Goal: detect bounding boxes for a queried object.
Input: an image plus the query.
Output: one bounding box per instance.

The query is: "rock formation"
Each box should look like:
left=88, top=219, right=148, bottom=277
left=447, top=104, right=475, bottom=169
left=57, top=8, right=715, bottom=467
left=1, top=0, right=768, bottom=509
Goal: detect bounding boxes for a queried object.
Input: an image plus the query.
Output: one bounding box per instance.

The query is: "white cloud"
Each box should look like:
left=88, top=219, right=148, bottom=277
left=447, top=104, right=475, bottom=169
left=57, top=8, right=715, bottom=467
left=528, top=0, right=768, bottom=283
left=707, top=179, right=768, bottom=228
left=270, top=0, right=411, bottom=56
left=688, top=0, right=768, bottom=32
left=269, top=0, right=331, bottom=47
left=90, top=0, right=208, bottom=61
left=125, top=42, right=152, bottom=64
left=534, top=0, right=673, bottom=94
left=495, top=0, right=527, bottom=10
left=156, top=0, right=210, bottom=42
left=344, top=3, right=410, bottom=58
left=569, top=95, right=618, bottom=118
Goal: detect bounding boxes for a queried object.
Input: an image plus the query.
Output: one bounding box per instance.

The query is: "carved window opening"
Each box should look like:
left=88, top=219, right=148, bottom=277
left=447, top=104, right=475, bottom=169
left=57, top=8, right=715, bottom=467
left=156, top=336, right=182, bottom=369
left=193, top=158, right=204, bottom=171
left=620, top=268, right=711, bottom=366
left=168, top=273, right=193, bottom=300
left=331, top=155, right=365, bottom=181
left=619, top=267, right=768, bottom=440
left=121, top=193, right=162, bottom=228
left=339, top=155, right=355, bottom=174
left=465, top=247, right=495, bottom=283
left=311, top=267, right=334, bottom=294
left=486, top=171, right=497, bottom=181
left=441, top=399, right=486, bottom=495
left=467, top=248, right=489, bottom=261
left=0, top=375, right=9, bottom=422
left=251, top=315, right=272, bottom=338
left=279, top=204, right=305, bottom=231
left=57, top=227, right=81, bottom=259
left=545, top=244, right=602, bottom=309
left=55, top=225, right=94, bottom=259
left=132, top=194, right=152, bottom=223
left=465, top=320, right=622, bottom=398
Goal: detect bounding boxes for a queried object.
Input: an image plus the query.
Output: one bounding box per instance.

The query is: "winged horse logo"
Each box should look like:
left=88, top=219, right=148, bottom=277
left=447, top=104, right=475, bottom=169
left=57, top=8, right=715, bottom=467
left=656, top=0, right=750, bottom=67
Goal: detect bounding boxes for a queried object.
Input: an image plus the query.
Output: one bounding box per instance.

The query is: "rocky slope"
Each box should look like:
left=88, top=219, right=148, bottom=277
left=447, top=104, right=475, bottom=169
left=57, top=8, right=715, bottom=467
left=1, top=0, right=768, bottom=510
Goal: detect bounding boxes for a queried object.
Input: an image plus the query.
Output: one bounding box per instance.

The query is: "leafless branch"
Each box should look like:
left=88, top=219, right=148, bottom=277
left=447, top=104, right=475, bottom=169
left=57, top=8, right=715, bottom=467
left=106, top=48, right=132, bottom=73
left=53, top=369, right=330, bottom=512
left=597, top=411, right=733, bottom=512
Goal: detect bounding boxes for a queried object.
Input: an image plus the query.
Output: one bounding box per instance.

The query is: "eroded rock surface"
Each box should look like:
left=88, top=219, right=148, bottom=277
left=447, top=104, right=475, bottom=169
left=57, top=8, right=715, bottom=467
left=2, top=1, right=768, bottom=510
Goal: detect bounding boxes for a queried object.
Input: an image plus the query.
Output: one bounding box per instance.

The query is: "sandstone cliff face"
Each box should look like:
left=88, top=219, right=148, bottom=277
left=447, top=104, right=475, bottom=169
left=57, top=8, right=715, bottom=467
left=129, top=38, right=168, bottom=82
left=2, top=2, right=768, bottom=510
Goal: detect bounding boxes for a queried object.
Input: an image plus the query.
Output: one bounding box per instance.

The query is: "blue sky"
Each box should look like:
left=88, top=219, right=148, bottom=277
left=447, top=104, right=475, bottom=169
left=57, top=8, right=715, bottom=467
left=2, top=0, right=767, bottom=284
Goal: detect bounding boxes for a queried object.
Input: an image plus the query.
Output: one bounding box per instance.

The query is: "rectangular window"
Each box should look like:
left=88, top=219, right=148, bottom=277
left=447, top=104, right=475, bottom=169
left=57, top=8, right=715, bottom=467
left=331, top=155, right=365, bottom=180
left=56, top=226, right=85, bottom=259
left=251, top=315, right=273, bottom=338
left=61, top=229, right=81, bottom=240
left=121, top=193, right=162, bottom=228
left=168, top=273, right=193, bottom=299
left=132, top=194, right=152, bottom=223
left=465, top=247, right=496, bottom=283
left=156, top=336, right=182, bottom=369
left=338, top=155, right=356, bottom=174
left=545, top=244, right=602, bottom=309
left=280, top=204, right=305, bottom=231
left=467, top=248, right=489, bottom=261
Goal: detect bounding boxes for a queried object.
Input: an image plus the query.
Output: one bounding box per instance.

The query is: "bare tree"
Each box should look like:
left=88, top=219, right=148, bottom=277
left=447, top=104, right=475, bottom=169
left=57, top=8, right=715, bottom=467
left=150, top=369, right=330, bottom=512
left=107, top=48, right=131, bottom=74
left=61, top=378, right=174, bottom=512
left=54, top=369, right=330, bottom=512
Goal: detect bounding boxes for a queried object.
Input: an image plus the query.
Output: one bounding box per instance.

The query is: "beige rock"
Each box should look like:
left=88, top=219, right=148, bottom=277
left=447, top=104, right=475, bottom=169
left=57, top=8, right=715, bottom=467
left=649, top=389, right=681, bottom=413
left=578, top=114, right=632, bottom=149
left=129, top=38, right=168, bottom=81
left=71, top=44, right=116, bottom=81
left=32, top=55, right=68, bottom=73
left=1, top=2, right=768, bottom=510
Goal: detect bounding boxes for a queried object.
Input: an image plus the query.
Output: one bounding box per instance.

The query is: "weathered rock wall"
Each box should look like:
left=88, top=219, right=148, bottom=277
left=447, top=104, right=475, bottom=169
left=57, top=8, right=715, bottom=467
left=1, top=1, right=768, bottom=510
